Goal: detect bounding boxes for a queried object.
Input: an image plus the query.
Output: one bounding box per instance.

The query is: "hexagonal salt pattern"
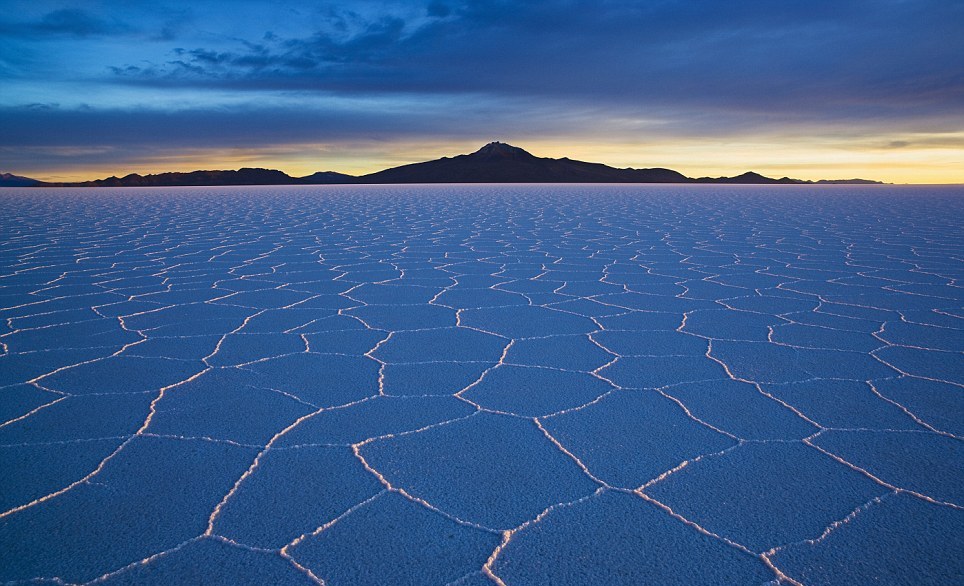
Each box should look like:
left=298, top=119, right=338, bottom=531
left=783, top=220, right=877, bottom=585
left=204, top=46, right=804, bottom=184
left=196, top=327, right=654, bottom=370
left=1, top=184, right=961, bottom=585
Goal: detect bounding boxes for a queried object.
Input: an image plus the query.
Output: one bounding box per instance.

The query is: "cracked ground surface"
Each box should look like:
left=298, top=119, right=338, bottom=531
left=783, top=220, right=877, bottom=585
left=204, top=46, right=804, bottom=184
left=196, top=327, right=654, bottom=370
left=1, top=184, right=961, bottom=585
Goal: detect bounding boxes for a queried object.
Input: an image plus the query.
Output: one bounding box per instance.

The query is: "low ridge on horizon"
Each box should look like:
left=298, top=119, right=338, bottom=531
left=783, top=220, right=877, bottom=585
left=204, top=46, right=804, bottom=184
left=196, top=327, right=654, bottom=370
left=2, top=142, right=884, bottom=187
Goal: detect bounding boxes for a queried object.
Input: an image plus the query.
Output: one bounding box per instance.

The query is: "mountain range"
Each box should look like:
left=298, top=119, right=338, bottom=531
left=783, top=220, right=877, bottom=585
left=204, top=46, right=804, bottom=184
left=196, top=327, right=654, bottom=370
left=2, top=142, right=882, bottom=187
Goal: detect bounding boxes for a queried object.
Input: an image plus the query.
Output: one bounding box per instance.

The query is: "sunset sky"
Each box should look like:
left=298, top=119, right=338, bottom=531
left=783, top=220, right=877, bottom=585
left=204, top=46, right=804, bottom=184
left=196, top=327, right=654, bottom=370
left=2, top=0, right=962, bottom=183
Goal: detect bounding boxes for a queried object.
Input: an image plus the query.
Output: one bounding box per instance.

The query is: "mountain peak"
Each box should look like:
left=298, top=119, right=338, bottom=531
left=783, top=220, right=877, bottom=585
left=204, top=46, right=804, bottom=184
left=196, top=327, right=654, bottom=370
left=470, top=142, right=535, bottom=160
left=0, top=172, right=41, bottom=186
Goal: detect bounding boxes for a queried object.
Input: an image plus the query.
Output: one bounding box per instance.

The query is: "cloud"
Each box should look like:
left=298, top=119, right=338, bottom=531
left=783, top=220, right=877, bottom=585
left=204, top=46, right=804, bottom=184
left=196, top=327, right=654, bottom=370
left=95, top=0, right=964, bottom=124
left=0, top=95, right=590, bottom=151
left=35, top=8, right=119, bottom=36
left=0, top=8, right=129, bottom=38
left=426, top=1, right=451, bottom=18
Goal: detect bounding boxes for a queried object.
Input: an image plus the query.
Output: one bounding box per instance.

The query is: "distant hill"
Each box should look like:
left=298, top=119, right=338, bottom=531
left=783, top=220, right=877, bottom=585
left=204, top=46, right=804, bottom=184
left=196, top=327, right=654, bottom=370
left=694, top=171, right=800, bottom=184
left=41, top=168, right=302, bottom=187
left=12, top=143, right=884, bottom=186
left=0, top=172, right=41, bottom=187
left=813, top=178, right=885, bottom=185
left=694, top=171, right=884, bottom=185
left=301, top=171, right=359, bottom=184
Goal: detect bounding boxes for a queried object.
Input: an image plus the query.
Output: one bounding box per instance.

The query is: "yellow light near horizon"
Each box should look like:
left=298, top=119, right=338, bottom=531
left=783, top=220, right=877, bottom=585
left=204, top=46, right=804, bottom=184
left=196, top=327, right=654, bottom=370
left=522, top=135, right=964, bottom=185
left=22, top=135, right=964, bottom=185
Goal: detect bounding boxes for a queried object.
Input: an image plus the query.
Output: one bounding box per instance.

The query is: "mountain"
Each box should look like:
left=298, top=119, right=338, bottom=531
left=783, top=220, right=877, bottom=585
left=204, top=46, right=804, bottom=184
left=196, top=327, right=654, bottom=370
left=17, top=143, right=884, bottom=186
left=694, top=171, right=800, bottom=184
left=43, top=168, right=302, bottom=187
left=355, top=143, right=881, bottom=184
left=694, top=171, right=883, bottom=185
left=358, top=142, right=690, bottom=183
left=0, top=172, right=41, bottom=187
left=813, top=178, right=885, bottom=185
left=301, top=171, right=359, bottom=184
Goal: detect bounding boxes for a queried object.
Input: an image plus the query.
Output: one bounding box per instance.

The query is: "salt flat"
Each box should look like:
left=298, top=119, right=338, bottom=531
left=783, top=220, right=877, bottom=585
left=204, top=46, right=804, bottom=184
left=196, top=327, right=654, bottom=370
left=0, top=184, right=961, bottom=585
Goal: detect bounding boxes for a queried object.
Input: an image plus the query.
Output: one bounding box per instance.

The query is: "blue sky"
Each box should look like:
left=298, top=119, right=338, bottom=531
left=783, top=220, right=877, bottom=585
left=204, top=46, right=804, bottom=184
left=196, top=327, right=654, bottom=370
left=2, top=0, right=962, bottom=182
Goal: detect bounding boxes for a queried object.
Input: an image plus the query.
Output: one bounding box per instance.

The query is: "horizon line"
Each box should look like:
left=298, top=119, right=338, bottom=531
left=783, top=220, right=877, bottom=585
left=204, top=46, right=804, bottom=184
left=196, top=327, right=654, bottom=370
left=4, top=142, right=918, bottom=185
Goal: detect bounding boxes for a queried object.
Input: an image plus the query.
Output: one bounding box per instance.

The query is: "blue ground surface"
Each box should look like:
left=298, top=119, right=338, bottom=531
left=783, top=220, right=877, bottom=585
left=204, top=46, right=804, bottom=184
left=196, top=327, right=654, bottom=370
left=0, top=184, right=962, bottom=585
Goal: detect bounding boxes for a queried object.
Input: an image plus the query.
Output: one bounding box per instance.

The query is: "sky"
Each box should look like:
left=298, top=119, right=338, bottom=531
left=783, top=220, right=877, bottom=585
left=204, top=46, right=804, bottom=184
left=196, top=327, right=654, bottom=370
left=2, top=0, right=963, bottom=183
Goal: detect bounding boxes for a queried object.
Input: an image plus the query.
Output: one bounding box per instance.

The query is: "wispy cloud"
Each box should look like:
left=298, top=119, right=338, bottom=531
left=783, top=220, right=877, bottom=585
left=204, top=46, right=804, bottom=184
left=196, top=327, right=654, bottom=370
left=0, top=8, right=130, bottom=38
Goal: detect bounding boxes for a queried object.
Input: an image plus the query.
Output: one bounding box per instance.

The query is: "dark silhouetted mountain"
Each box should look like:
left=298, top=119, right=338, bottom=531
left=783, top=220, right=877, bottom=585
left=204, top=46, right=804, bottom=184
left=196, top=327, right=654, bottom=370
left=694, top=171, right=882, bottom=185
left=24, top=143, right=884, bottom=186
left=694, top=171, right=799, bottom=184
left=358, top=142, right=690, bottom=183
left=0, top=172, right=41, bottom=187
left=301, top=171, right=359, bottom=184
left=693, top=171, right=884, bottom=185
left=813, top=178, right=884, bottom=184
left=44, top=168, right=303, bottom=187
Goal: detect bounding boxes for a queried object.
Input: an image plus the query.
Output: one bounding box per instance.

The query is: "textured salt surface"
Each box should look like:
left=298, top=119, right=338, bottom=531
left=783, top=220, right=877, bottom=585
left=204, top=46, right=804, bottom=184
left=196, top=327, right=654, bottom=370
left=0, top=184, right=961, bottom=585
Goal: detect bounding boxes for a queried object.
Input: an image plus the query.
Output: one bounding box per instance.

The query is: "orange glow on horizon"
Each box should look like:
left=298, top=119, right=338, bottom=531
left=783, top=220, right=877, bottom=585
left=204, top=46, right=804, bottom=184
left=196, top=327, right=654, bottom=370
left=20, top=134, right=964, bottom=185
